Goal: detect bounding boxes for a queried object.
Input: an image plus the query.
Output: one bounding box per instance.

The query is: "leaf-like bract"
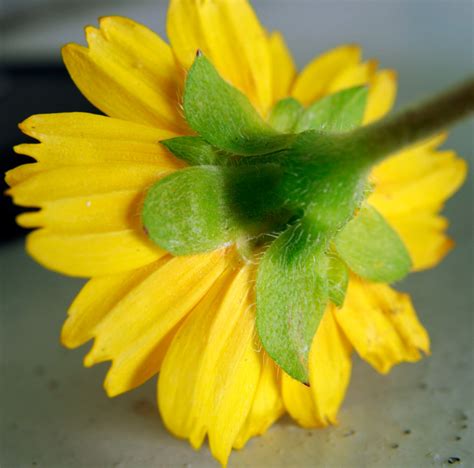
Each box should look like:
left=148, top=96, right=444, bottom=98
left=327, top=254, right=349, bottom=307
left=295, top=86, right=368, bottom=133
left=184, top=54, right=293, bottom=155
left=161, top=136, right=235, bottom=166
left=256, top=222, right=329, bottom=383
left=142, top=165, right=285, bottom=255
left=334, top=204, right=411, bottom=282
left=269, top=97, right=304, bottom=132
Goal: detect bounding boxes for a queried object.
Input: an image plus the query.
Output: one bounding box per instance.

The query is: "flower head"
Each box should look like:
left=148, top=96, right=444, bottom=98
left=5, top=0, right=468, bottom=466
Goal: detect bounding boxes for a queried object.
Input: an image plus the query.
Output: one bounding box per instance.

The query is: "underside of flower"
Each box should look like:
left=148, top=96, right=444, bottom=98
left=142, top=53, right=473, bottom=383
left=4, top=1, right=471, bottom=465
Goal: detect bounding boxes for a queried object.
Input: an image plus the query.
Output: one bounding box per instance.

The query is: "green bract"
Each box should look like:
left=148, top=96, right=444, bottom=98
left=334, top=204, right=411, bottom=282
left=142, top=164, right=286, bottom=255
left=268, top=97, right=303, bottom=132
left=256, top=222, right=329, bottom=382
left=161, top=136, right=235, bottom=166
left=294, top=85, right=368, bottom=132
left=141, top=53, right=413, bottom=384
left=183, top=53, right=294, bottom=156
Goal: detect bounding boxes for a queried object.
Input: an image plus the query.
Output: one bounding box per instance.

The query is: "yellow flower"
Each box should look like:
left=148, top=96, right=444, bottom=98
left=5, top=0, right=467, bottom=466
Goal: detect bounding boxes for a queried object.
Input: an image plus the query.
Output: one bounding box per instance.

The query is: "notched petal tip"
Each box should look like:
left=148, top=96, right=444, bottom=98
left=61, top=42, right=88, bottom=65
left=59, top=327, right=77, bottom=350
left=83, top=344, right=102, bottom=368
left=366, top=58, right=379, bottom=74
left=103, top=367, right=125, bottom=398
left=98, top=15, right=130, bottom=28
left=17, top=115, right=43, bottom=139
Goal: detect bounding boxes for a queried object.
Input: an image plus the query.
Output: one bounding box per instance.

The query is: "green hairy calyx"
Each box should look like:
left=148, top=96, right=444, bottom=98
left=142, top=53, right=474, bottom=383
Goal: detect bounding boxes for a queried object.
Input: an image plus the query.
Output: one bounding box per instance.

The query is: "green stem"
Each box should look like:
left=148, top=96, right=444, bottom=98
left=349, top=77, right=474, bottom=164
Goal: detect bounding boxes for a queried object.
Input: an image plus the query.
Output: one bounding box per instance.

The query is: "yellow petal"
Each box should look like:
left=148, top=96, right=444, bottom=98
left=166, top=0, right=202, bottom=70
left=4, top=163, right=50, bottom=186
left=370, top=150, right=467, bottom=216
left=292, top=44, right=361, bottom=105
left=26, top=228, right=165, bottom=277
left=370, top=133, right=447, bottom=187
left=85, top=250, right=229, bottom=396
left=334, top=277, right=430, bottom=374
left=385, top=212, right=453, bottom=271
left=308, top=306, right=352, bottom=425
left=328, top=59, right=378, bottom=93
left=14, top=112, right=182, bottom=167
left=233, top=356, right=284, bottom=449
left=208, top=309, right=261, bottom=466
left=158, top=263, right=261, bottom=466
left=158, top=271, right=232, bottom=442
left=363, top=69, right=397, bottom=124
left=167, top=0, right=273, bottom=114
left=62, top=17, right=186, bottom=132
left=281, top=372, right=320, bottom=428
left=269, top=31, right=296, bottom=102
left=282, top=307, right=352, bottom=427
left=62, top=259, right=167, bottom=348
left=16, top=190, right=143, bottom=234
left=7, top=163, right=171, bottom=206
left=98, top=16, right=180, bottom=100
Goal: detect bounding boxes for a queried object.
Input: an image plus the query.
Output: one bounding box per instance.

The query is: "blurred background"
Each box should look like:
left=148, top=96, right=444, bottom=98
left=1, top=0, right=473, bottom=467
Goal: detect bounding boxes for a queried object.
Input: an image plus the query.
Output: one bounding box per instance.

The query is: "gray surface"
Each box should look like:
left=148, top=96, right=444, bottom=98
left=1, top=0, right=474, bottom=467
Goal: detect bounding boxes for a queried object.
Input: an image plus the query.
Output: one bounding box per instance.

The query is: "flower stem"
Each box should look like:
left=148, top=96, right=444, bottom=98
left=350, top=77, right=474, bottom=164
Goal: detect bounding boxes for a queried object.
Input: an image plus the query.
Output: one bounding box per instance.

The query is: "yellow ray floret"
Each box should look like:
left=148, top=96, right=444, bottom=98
left=291, top=44, right=361, bottom=104
left=233, top=356, right=284, bottom=449
left=334, top=277, right=430, bottom=374
left=386, top=212, right=454, bottom=271
left=370, top=136, right=467, bottom=270
left=82, top=250, right=230, bottom=395
left=328, top=59, right=378, bottom=94
left=26, top=228, right=166, bottom=277
left=62, top=18, right=187, bottom=132
left=16, top=190, right=144, bottom=234
left=363, top=69, right=397, bottom=124
left=158, top=263, right=261, bottom=466
left=62, top=260, right=167, bottom=348
left=14, top=112, right=182, bottom=167
left=167, top=0, right=274, bottom=114
left=268, top=31, right=297, bottom=102
left=282, top=307, right=352, bottom=428
left=7, top=163, right=173, bottom=206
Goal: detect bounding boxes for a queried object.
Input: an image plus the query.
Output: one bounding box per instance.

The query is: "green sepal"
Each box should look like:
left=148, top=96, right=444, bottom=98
left=256, top=222, right=329, bottom=383
left=142, top=164, right=285, bottom=255
left=295, top=86, right=368, bottom=133
left=161, top=136, right=282, bottom=168
left=334, top=204, right=412, bottom=283
left=327, top=254, right=349, bottom=307
left=269, top=97, right=304, bottom=132
left=161, top=136, right=236, bottom=166
left=184, top=53, right=294, bottom=156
